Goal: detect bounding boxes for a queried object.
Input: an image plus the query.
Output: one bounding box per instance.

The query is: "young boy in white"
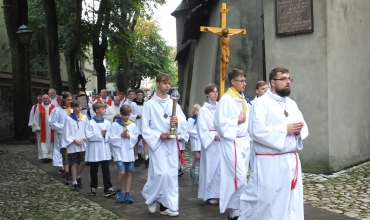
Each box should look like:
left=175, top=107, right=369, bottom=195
left=109, top=104, right=138, bottom=204
left=196, top=84, right=221, bottom=205
left=85, top=102, right=116, bottom=197
left=187, top=104, right=201, bottom=179
left=133, top=89, right=149, bottom=167
left=141, top=73, right=187, bottom=217
left=62, top=100, right=88, bottom=191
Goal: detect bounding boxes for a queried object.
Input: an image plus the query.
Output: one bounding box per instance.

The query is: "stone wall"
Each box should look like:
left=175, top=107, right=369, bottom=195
left=263, top=0, right=370, bottom=173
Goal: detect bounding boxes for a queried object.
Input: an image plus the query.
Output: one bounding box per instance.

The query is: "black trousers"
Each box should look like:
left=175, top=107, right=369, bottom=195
left=89, top=160, right=112, bottom=191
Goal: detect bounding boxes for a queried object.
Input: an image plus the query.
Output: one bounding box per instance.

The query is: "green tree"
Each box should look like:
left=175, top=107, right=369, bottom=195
left=106, top=18, right=177, bottom=91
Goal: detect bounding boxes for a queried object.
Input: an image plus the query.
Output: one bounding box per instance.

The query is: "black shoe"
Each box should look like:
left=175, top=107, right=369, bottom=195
left=138, top=154, right=145, bottom=162
left=72, top=184, right=79, bottom=192
left=178, top=168, right=183, bottom=177
left=104, top=188, right=116, bottom=197
left=228, top=216, right=239, bottom=220
left=64, top=172, right=71, bottom=185
left=145, top=158, right=149, bottom=168
left=77, top=178, right=83, bottom=188
left=90, top=187, right=97, bottom=196
left=134, top=159, right=141, bottom=167
left=58, top=168, right=65, bottom=175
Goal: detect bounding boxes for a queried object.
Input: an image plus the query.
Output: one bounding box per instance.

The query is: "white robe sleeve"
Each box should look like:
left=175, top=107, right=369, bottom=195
left=248, top=99, right=287, bottom=150
left=127, top=124, right=139, bottom=149
left=32, top=107, right=40, bottom=132
left=49, top=108, right=64, bottom=134
left=214, top=96, right=239, bottom=141
left=294, top=109, right=309, bottom=150
left=29, top=106, right=35, bottom=126
left=142, top=103, right=162, bottom=151
left=129, top=103, right=138, bottom=122
left=109, top=123, right=123, bottom=148
left=85, top=121, right=104, bottom=142
left=197, top=108, right=215, bottom=149
left=175, top=103, right=188, bottom=137
left=63, top=117, right=75, bottom=147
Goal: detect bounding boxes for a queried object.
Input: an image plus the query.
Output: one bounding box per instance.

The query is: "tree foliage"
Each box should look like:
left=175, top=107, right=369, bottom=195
left=106, top=17, right=177, bottom=91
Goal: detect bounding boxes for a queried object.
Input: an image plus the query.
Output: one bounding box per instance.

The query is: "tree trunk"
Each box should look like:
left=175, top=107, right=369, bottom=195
left=65, top=52, right=79, bottom=93
left=92, top=0, right=109, bottom=92
left=3, top=0, right=32, bottom=141
left=65, top=0, right=83, bottom=94
left=43, top=0, right=62, bottom=94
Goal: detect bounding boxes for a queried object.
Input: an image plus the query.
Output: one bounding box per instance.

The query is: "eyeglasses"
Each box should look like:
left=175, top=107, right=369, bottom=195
left=233, top=79, right=247, bottom=84
left=273, top=77, right=293, bottom=82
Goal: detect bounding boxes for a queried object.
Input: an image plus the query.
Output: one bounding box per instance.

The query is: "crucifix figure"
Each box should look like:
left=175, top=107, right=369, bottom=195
left=201, top=3, right=246, bottom=96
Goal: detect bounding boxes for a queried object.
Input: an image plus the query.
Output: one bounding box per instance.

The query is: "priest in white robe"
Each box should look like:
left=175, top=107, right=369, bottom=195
left=239, top=67, right=308, bottom=220
left=141, top=74, right=187, bottom=217
left=33, top=94, right=55, bottom=162
left=48, top=88, right=60, bottom=106
left=196, top=84, right=221, bottom=204
left=214, top=69, right=250, bottom=220
left=104, top=96, right=121, bottom=123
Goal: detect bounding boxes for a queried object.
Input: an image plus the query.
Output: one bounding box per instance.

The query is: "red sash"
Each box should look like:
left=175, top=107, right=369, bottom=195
left=33, top=104, right=38, bottom=113
left=96, top=98, right=113, bottom=106
left=39, top=104, right=55, bottom=143
left=256, top=151, right=298, bottom=190
left=176, top=139, right=187, bottom=165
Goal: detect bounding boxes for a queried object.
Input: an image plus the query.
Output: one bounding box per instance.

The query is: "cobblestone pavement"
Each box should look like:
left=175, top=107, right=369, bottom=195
left=0, top=144, right=363, bottom=219
left=303, top=162, right=370, bottom=220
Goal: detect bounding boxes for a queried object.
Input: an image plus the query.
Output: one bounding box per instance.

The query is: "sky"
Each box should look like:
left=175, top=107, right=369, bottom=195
left=153, top=0, right=182, bottom=47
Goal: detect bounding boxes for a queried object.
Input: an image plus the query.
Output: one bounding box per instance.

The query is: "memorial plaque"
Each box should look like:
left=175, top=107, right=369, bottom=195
left=276, top=0, right=314, bottom=36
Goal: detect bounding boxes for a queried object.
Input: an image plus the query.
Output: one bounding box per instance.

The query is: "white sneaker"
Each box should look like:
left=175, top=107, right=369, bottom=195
left=207, top=199, right=219, bottom=204
left=148, top=202, right=157, bottom=213
left=160, top=209, right=179, bottom=217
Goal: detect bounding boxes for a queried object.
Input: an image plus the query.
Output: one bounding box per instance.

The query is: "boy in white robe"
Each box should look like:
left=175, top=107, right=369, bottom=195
left=109, top=105, right=138, bottom=204
left=141, top=73, right=187, bottom=217
left=196, top=84, right=221, bottom=205
left=33, top=94, right=55, bottom=162
left=239, top=67, right=308, bottom=220
left=214, top=69, right=250, bottom=220
left=49, top=92, right=73, bottom=184
left=125, top=89, right=142, bottom=166
left=62, top=100, right=88, bottom=191
left=187, top=104, right=201, bottom=179
left=85, top=102, right=116, bottom=197
left=133, top=89, right=149, bottom=167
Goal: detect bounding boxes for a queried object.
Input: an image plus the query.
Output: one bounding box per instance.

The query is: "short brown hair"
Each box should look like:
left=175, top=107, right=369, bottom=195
left=204, top=84, right=219, bottom=94
left=120, top=104, right=132, bottom=115
left=135, top=89, right=144, bottom=94
left=127, top=89, right=135, bottom=95
left=156, top=73, right=171, bottom=83
left=93, top=102, right=106, bottom=113
left=269, top=67, right=289, bottom=84
left=70, top=100, right=80, bottom=108
left=255, top=81, right=267, bottom=90
left=228, top=68, right=247, bottom=85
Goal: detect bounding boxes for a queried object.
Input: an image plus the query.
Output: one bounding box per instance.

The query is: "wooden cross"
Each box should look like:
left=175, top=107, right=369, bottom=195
left=200, top=3, right=246, bottom=96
